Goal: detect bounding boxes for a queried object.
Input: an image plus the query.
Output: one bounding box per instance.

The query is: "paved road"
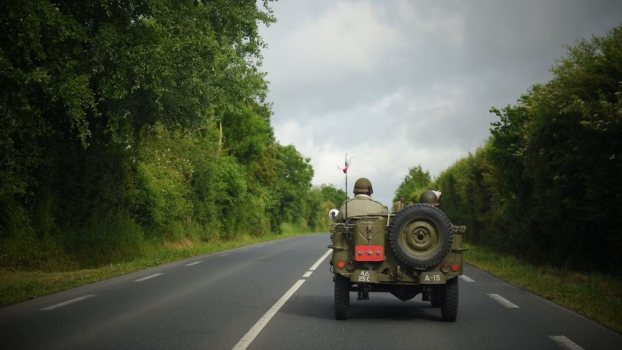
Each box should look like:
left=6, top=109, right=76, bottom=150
left=1, top=234, right=620, bottom=350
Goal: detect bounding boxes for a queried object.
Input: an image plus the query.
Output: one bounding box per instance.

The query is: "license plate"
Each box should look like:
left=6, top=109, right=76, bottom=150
left=351, top=269, right=379, bottom=283
left=419, top=271, right=446, bottom=284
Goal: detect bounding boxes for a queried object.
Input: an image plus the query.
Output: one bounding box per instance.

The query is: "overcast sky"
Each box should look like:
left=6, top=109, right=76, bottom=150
left=259, top=0, right=622, bottom=206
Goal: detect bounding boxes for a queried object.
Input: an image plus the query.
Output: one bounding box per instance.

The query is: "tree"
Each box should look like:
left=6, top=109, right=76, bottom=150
left=269, top=144, right=314, bottom=231
left=319, top=184, right=347, bottom=208
left=515, top=27, right=622, bottom=268
left=0, top=0, right=279, bottom=268
left=394, top=165, right=432, bottom=203
left=436, top=26, right=622, bottom=273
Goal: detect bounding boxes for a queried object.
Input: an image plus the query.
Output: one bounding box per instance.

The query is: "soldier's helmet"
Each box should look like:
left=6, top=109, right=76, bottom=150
left=420, top=190, right=441, bottom=207
left=353, top=178, right=373, bottom=195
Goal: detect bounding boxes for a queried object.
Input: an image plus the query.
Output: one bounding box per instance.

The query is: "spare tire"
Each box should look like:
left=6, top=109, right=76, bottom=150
left=388, top=203, right=452, bottom=270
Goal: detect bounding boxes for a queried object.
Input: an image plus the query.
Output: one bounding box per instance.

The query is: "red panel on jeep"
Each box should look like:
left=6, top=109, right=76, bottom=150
left=354, top=245, right=385, bottom=262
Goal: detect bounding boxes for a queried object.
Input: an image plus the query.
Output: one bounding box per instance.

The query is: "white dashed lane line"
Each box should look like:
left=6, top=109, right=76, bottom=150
left=549, top=335, right=585, bottom=350
left=41, top=294, right=95, bottom=311
left=186, top=260, right=203, bottom=266
left=134, top=273, right=164, bottom=282
left=460, top=274, right=475, bottom=282
left=302, top=271, right=313, bottom=278
left=487, top=293, right=520, bottom=308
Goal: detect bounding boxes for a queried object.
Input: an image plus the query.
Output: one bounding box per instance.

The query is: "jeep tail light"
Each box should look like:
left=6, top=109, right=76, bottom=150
left=336, top=260, right=346, bottom=269
left=451, top=264, right=460, bottom=272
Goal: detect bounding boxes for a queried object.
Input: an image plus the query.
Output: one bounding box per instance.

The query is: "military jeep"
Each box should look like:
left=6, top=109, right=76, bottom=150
left=329, top=203, right=466, bottom=321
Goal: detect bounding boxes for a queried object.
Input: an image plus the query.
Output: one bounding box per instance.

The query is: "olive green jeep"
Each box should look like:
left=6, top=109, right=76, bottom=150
left=329, top=203, right=466, bottom=321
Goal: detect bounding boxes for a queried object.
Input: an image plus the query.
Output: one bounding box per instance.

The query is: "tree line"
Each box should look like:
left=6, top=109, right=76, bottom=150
left=0, top=1, right=345, bottom=270
left=396, top=27, right=622, bottom=275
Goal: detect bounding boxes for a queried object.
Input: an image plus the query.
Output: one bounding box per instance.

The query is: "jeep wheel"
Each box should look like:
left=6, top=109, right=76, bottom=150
left=388, top=204, right=453, bottom=270
left=440, top=277, right=459, bottom=322
left=334, top=274, right=350, bottom=320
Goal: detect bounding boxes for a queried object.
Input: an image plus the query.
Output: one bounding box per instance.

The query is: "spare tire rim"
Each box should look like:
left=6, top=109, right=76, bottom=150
left=399, top=220, right=440, bottom=259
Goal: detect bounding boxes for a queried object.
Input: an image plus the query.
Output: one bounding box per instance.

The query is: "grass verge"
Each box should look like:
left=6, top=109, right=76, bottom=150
left=0, top=231, right=314, bottom=308
left=465, top=243, right=622, bottom=334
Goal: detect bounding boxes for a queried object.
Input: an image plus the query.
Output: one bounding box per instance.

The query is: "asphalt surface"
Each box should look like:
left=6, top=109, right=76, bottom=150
left=1, top=234, right=620, bottom=350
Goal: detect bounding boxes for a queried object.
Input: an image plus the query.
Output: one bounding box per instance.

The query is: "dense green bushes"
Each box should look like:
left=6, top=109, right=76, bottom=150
left=394, top=166, right=432, bottom=203
left=427, top=28, right=622, bottom=274
left=0, top=1, right=342, bottom=270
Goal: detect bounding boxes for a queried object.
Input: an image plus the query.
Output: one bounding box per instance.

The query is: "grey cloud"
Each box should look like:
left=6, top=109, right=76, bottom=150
left=260, top=0, right=622, bottom=204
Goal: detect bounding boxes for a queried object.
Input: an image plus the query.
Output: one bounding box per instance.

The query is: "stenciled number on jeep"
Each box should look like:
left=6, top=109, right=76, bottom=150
left=425, top=274, right=441, bottom=282
left=358, top=271, right=371, bottom=282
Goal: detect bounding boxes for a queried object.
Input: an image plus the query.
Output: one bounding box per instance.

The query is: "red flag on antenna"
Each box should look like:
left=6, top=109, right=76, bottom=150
left=338, top=155, right=351, bottom=173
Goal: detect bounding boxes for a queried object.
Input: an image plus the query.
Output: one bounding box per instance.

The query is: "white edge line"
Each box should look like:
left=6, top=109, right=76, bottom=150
left=302, top=271, right=313, bottom=278
left=460, top=275, right=475, bottom=283
left=487, top=293, right=520, bottom=308
left=186, top=260, right=203, bottom=266
left=41, top=294, right=95, bottom=311
left=549, top=335, right=585, bottom=350
left=134, top=273, right=164, bottom=282
left=309, top=249, right=332, bottom=271
left=232, top=279, right=306, bottom=350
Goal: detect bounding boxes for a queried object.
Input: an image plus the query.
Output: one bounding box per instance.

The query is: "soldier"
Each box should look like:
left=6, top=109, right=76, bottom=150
left=419, top=190, right=441, bottom=207
left=336, top=178, right=388, bottom=221
left=392, top=196, right=406, bottom=212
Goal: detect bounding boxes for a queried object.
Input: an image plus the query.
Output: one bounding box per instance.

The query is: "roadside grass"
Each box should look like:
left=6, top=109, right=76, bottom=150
left=0, top=231, right=315, bottom=308
left=465, top=243, right=622, bottom=334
